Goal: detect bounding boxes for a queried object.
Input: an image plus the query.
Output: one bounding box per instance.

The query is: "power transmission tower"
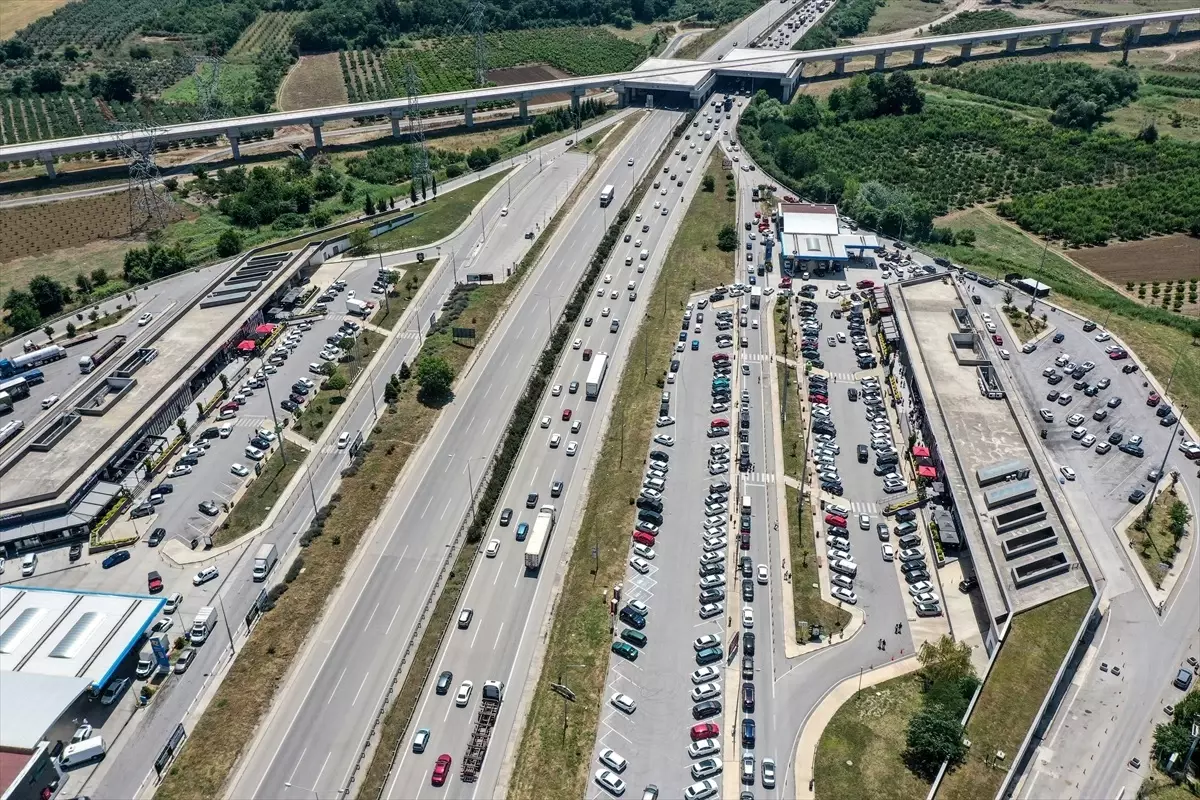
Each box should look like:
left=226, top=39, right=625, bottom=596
left=192, top=55, right=224, bottom=120
left=405, top=63, right=430, bottom=187
left=111, top=121, right=176, bottom=233
left=471, top=0, right=487, bottom=87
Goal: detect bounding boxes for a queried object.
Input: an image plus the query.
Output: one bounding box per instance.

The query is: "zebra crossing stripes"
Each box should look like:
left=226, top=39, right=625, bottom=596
left=741, top=472, right=776, bottom=485
left=844, top=500, right=880, bottom=513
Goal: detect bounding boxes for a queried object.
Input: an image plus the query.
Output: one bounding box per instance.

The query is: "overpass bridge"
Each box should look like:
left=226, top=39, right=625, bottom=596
left=2, top=8, right=1197, bottom=176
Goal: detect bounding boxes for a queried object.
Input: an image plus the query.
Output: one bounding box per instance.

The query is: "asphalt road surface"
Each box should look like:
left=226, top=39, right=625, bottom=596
left=64, top=120, right=610, bottom=800
left=223, top=111, right=681, bottom=800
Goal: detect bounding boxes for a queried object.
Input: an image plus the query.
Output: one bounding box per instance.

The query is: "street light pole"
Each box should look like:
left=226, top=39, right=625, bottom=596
left=1139, top=346, right=1186, bottom=529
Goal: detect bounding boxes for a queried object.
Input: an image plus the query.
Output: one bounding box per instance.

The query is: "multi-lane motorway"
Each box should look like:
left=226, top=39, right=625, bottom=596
left=38, top=120, right=612, bottom=800
left=223, top=111, right=681, bottom=800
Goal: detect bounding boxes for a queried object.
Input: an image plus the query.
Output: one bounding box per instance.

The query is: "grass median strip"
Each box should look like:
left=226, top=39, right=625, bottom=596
left=509, top=143, right=734, bottom=800
left=353, top=113, right=643, bottom=799
left=155, top=194, right=524, bottom=800
left=294, top=328, right=385, bottom=441
left=937, top=587, right=1093, bottom=800
left=787, top=483, right=851, bottom=640
left=1126, top=486, right=1192, bottom=589
left=213, top=440, right=309, bottom=547
left=371, top=258, right=437, bottom=330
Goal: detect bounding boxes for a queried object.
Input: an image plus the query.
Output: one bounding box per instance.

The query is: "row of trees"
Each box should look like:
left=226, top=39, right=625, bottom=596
left=2, top=268, right=115, bottom=333
left=794, top=0, right=881, bottom=50
left=904, top=636, right=980, bottom=780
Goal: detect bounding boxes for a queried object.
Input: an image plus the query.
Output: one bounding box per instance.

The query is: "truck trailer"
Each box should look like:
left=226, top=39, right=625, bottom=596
left=585, top=352, right=609, bottom=400
left=79, top=335, right=127, bottom=373
left=523, top=505, right=557, bottom=570
left=461, top=680, right=505, bottom=782
left=0, top=344, right=67, bottom=378
left=252, top=542, right=279, bottom=582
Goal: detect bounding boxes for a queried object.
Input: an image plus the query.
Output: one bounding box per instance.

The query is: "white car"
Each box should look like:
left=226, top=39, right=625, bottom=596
left=859, top=514, right=871, bottom=530
left=699, top=602, right=723, bottom=619
left=566, top=441, right=578, bottom=457
left=831, top=586, right=858, bottom=605
left=998, top=349, right=1011, bottom=360
left=230, top=463, right=250, bottom=477
left=881, top=543, right=895, bottom=561
left=688, top=738, right=721, bottom=759
left=654, top=434, right=674, bottom=446
left=549, top=433, right=562, bottom=448
left=40, top=394, right=60, bottom=410
left=244, top=446, right=264, bottom=461
left=599, top=748, right=628, bottom=773
left=694, top=634, right=721, bottom=651
left=100, top=676, right=131, bottom=705
left=692, top=665, right=720, bottom=684
left=691, top=682, right=721, bottom=702
left=485, top=538, right=500, bottom=558
left=137, top=312, right=154, bottom=326
left=572, top=338, right=582, bottom=350
left=551, top=384, right=562, bottom=396
left=630, top=556, right=651, bottom=574
left=594, top=770, right=626, bottom=797
left=741, top=607, right=754, bottom=628
left=604, top=273, right=613, bottom=284
left=337, top=432, right=350, bottom=449
left=601, top=306, right=611, bottom=317
left=455, top=680, right=474, bottom=707
left=633, top=543, right=655, bottom=560
left=167, top=465, right=191, bottom=478
left=540, top=416, right=551, bottom=428
left=908, top=581, right=934, bottom=596
left=1060, top=466, right=1077, bottom=481
left=656, top=416, right=675, bottom=427
left=192, top=566, right=219, bottom=585
left=610, top=693, right=637, bottom=714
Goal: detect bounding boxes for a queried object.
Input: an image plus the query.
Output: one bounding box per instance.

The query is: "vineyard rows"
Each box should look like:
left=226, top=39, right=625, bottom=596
left=12, top=0, right=185, bottom=53
left=229, top=11, right=306, bottom=59
left=351, top=27, right=647, bottom=99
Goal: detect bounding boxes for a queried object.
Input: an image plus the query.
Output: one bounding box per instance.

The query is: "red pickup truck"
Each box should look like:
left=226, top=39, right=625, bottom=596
left=147, top=571, right=163, bottom=593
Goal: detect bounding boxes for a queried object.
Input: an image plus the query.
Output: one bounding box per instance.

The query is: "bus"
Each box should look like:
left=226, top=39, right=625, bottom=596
left=0, top=376, right=31, bottom=402
left=599, top=185, right=615, bottom=207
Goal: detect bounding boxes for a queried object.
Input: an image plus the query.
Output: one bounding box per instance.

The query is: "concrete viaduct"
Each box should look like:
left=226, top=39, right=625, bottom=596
left=2, top=8, right=1197, bottom=177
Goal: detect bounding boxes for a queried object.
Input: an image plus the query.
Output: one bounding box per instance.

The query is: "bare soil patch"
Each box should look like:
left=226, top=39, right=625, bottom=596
left=279, top=53, right=348, bottom=112
left=1072, top=235, right=1200, bottom=283
left=0, top=192, right=136, bottom=261
left=487, top=64, right=572, bottom=103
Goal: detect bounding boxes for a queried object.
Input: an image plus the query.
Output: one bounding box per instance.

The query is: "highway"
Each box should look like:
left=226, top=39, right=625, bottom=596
left=50, top=119, right=611, bottom=800
left=221, top=110, right=680, bottom=800
left=4, top=9, right=1195, bottom=167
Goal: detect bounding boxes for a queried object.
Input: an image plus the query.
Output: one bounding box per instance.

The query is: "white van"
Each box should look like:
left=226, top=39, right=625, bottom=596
left=830, top=558, right=858, bottom=577
left=741, top=496, right=752, bottom=516
left=625, top=254, right=633, bottom=265
left=639, top=249, right=649, bottom=261
left=643, top=477, right=666, bottom=492
left=60, top=736, right=107, bottom=768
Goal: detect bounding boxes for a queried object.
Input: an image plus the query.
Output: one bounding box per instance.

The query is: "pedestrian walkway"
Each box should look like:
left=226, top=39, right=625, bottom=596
left=741, top=471, right=777, bottom=485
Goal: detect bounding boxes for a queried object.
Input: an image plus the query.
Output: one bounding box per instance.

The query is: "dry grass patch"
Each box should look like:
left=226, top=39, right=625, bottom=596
left=1127, top=484, right=1192, bottom=589
left=0, top=0, right=75, bottom=38
left=278, top=53, right=348, bottom=111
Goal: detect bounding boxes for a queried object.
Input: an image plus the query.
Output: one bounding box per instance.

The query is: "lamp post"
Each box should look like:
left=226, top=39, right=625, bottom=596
left=1139, top=346, right=1187, bottom=530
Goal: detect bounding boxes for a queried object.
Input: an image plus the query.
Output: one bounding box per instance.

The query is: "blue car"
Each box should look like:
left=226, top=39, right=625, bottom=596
left=102, top=550, right=131, bottom=569
left=678, top=331, right=687, bottom=342
left=515, top=522, right=529, bottom=541
left=691, top=340, right=700, bottom=350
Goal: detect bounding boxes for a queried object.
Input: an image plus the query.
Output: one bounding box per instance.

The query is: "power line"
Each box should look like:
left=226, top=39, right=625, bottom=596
left=111, top=120, right=176, bottom=234
left=404, top=63, right=430, bottom=185
left=472, top=0, right=488, bottom=88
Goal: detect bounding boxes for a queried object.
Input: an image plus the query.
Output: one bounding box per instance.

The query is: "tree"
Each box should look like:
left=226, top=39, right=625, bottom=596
left=364, top=194, right=376, bottom=215
left=905, top=708, right=968, bottom=779
left=216, top=228, right=244, bottom=257
left=716, top=224, right=738, bottom=252
left=1120, top=27, right=1135, bottom=66
left=1003, top=289, right=1014, bottom=306
left=91, top=268, right=109, bottom=286
left=66, top=321, right=77, bottom=338
left=29, top=66, right=63, bottom=93
left=28, top=275, right=69, bottom=317
left=432, top=173, right=438, bottom=196
left=701, top=174, right=715, bottom=192
left=8, top=75, right=29, bottom=96
left=349, top=228, right=371, bottom=256
left=918, top=635, right=975, bottom=688
left=75, top=273, right=93, bottom=295
left=63, top=45, right=79, bottom=61
left=102, top=66, right=137, bottom=102
left=416, top=355, right=454, bottom=401
left=43, top=325, right=55, bottom=340
left=398, top=361, right=411, bottom=380
left=409, top=181, right=418, bottom=203
left=1050, top=93, right=1101, bottom=130
left=1137, top=121, right=1158, bottom=143
left=325, top=372, right=348, bottom=394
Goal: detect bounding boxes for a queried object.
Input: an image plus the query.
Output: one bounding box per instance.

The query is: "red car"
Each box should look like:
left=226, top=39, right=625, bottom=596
left=711, top=418, right=729, bottom=428
left=1147, top=392, right=1161, bottom=406
left=779, top=277, right=793, bottom=289
left=690, top=722, right=719, bottom=741
left=633, top=531, right=656, bottom=547
left=712, top=353, right=730, bottom=363
left=855, top=279, right=875, bottom=289
left=431, top=754, right=452, bottom=786
left=562, top=408, right=573, bottom=421
left=753, top=211, right=761, bottom=219
left=1108, top=350, right=1128, bottom=360
left=991, top=334, right=1003, bottom=345
left=824, top=513, right=848, bottom=527
left=583, top=349, right=592, bottom=361
left=740, top=532, right=751, bottom=550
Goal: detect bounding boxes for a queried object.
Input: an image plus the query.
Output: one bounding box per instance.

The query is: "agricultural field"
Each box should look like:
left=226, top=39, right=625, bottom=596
left=0, top=0, right=77, bottom=40
left=278, top=53, right=348, bottom=111
left=865, top=0, right=949, bottom=36
left=162, top=64, right=261, bottom=109
left=8, top=0, right=176, bottom=53
left=228, top=11, right=305, bottom=59
left=0, top=191, right=138, bottom=260
left=928, top=9, right=1038, bottom=35
left=343, top=27, right=648, bottom=100
left=1072, top=234, right=1200, bottom=310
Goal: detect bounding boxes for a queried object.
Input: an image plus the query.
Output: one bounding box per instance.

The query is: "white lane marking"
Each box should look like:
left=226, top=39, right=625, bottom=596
left=413, top=547, right=429, bottom=574
left=385, top=601, right=405, bottom=636
left=492, top=622, right=505, bottom=650
left=440, top=497, right=453, bottom=520
left=286, top=748, right=306, bottom=784
left=351, top=671, right=370, bottom=707
left=421, top=495, right=435, bottom=517
left=393, top=545, right=409, bottom=572
left=326, top=668, right=346, bottom=704
left=313, top=750, right=331, bottom=789
left=364, top=602, right=380, bottom=631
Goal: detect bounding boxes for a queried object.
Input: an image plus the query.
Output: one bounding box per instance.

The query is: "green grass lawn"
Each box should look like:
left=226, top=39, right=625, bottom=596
left=213, top=440, right=308, bottom=546
left=938, top=588, right=1094, bottom=800
left=1104, top=90, right=1200, bottom=144
left=293, top=330, right=384, bottom=441
left=787, top=483, right=852, bottom=640
left=924, top=209, right=1200, bottom=427
left=1127, top=485, right=1190, bottom=588
left=815, top=672, right=932, bottom=800
left=371, top=259, right=437, bottom=330
left=162, top=63, right=260, bottom=109
left=367, top=169, right=512, bottom=251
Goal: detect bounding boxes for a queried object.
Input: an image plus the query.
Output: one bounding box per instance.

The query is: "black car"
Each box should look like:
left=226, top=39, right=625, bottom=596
left=1160, top=413, right=1178, bottom=426
left=69, top=542, right=83, bottom=561
left=1122, top=363, right=1139, bottom=374
left=1047, top=390, right=1060, bottom=402
left=901, top=559, right=927, bottom=574
left=148, top=527, right=167, bottom=547
left=281, top=399, right=300, bottom=413
left=639, top=509, right=664, bottom=526
left=526, top=492, right=538, bottom=508
left=198, top=500, right=220, bottom=516
left=1053, top=332, right=1065, bottom=343
left=291, top=384, right=310, bottom=396
left=251, top=436, right=272, bottom=450
left=700, top=589, right=726, bottom=607
left=857, top=444, right=869, bottom=463
left=569, top=381, right=580, bottom=394
left=1129, top=489, right=1146, bottom=504
left=131, top=503, right=155, bottom=519
left=1119, top=443, right=1144, bottom=457
left=693, top=700, right=722, bottom=719
left=905, top=569, right=930, bottom=584
left=636, top=497, right=663, bottom=513
left=649, top=450, right=670, bottom=463
left=200, top=426, right=221, bottom=439
left=156, top=482, right=174, bottom=495
left=436, top=671, right=453, bottom=695
left=743, top=631, right=755, bottom=656
left=896, top=509, right=917, bottom=522
left=742, top=682, right=755, bottom=712
left=102, top=549, right=131, bottom=569
left=178, top=454, right=199, bottom=467
left=742, top=581, right=754, bottom=602
left=820, top=481, right=844, bottom=496
left=959, top=575, right=978, bottom=592
left=499, top=508, right=513, bottom=526
left=619, top=607, right=646, bottom=629
left=741, top=717, right=756, bottom=747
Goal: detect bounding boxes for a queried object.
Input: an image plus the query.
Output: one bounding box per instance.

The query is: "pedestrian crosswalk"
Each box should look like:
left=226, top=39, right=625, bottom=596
left=744, top=352, right=772, bottom=363
left=812, top=371, right=857, bottom=381
left=742, top=472, right=776, bottom=485
left=843, top=500, right=880, bottom=513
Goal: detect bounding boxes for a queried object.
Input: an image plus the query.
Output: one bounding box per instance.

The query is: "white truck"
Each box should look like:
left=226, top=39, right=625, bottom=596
left=252, top=542, right=278, bottom=582
left=60, top=735, right=107, bottom=768
left=346, top=297, right=370, bottom=317
left=523, top=505, right=557, bottom=570
left=190, top=606, right=217, bottom=645
left=585, top=352, right=609, bottom=401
